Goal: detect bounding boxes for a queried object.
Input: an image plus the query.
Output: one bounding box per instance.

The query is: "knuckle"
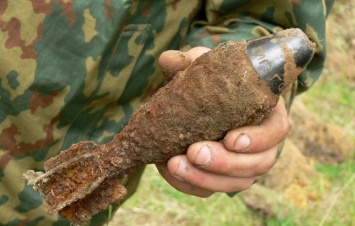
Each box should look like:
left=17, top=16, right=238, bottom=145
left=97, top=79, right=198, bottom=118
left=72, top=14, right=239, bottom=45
left=184, top=183, right=214, bottom=198
left=205, top=143, right=231, bottom=172
left=188, top=142, right=201, bottom=152
left=222, top=132, right=234, bottom=150
left=237, top=178, right=255, bottom=191
left=195, top=191, right=213, bottom=198
left=279, top=116, right=290, bottom=140
left=254, top=153, right=276, bottom=175
left=219, top=160, right=236, bottom=175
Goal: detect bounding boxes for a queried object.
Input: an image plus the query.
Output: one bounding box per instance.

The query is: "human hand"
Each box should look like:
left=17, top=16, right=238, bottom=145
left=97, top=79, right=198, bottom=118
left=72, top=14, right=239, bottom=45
left=156, top=47, right=290, bottom=197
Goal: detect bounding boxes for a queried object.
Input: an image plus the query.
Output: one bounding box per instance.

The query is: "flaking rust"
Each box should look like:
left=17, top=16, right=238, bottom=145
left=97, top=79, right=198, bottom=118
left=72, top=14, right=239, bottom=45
left=24, top=28, right=315, bottom=225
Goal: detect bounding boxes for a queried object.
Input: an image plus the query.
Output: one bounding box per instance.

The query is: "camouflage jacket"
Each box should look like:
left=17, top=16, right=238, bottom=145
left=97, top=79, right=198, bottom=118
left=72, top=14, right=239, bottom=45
left=0, top=0, right=334, bottom=225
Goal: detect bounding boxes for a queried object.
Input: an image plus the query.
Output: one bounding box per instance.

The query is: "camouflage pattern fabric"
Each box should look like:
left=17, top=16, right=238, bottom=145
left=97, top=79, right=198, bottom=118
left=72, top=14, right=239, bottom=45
left=0, top=0, right=334, bottom=225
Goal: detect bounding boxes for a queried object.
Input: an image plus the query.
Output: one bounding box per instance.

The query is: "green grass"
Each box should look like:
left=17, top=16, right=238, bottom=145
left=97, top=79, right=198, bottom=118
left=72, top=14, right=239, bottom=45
left=316, top=161, right=355, bottom=181
left=301, top=75, right=355, bottom=141
left=111, top=161, right=355, bottom=226
left=263, top=161, right=355, bottom=226
left=110, top=165, right=261, bottom=226
left=306, top=163, right=355, bottom=226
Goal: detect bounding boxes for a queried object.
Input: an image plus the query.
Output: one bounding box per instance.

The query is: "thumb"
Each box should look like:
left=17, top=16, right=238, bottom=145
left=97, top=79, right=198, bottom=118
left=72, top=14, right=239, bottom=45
left=159, top=47, right=210, bottom=81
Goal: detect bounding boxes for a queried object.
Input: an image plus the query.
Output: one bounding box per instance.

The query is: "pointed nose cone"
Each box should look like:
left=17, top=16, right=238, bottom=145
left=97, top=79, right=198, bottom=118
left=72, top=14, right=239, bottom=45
left=247, top=28, right=316, bottom=95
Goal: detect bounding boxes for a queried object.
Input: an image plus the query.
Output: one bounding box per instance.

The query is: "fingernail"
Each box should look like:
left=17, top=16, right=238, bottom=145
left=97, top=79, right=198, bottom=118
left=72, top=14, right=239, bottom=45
left=234, top=133, right=251, bottom=152
left=173, top=159, right=187, bottom=181
left=193, top=145, right=211, bottom=167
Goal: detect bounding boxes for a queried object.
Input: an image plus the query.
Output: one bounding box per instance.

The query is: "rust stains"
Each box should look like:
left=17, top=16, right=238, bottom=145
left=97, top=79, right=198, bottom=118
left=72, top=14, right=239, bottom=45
left=140, top=83, right=164, bottom=103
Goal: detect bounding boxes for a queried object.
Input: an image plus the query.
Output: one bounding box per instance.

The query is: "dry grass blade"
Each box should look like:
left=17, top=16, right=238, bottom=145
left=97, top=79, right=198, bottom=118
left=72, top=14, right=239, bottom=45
left=319, top=174, right=355, bottom=226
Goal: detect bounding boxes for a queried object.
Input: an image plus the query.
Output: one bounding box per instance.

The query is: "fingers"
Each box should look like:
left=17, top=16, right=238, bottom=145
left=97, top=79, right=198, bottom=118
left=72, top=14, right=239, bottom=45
left=186, top=141, right=278, bottom=178
left=158, top=51, right=192, bottom=81
left=184, top=47, right=211, bottom=60
left=158, top=47, right=211, bottom=80
left=156, top=154, right=255, bottom=195
left=224, top=98, right=290, bottom=153
left=156, top=163, right=214, bottom=197
left=157, top=140, right=277, bottom=196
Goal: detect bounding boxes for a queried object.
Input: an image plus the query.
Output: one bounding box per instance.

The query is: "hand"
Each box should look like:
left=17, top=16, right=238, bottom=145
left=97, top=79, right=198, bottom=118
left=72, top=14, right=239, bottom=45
left=156, top=47, right=290, bottom=197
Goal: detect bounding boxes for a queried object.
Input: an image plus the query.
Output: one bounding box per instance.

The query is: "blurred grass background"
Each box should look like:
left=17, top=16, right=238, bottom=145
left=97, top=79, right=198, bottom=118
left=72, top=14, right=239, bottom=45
left=301, top=0, right=355, bottom=140
left=110, top=1, right=354, bottom=225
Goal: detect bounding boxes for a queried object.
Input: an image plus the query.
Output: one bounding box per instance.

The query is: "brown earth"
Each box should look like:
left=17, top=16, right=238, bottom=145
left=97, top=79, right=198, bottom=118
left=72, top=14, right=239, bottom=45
left=288, top=99, right=353, bottom=165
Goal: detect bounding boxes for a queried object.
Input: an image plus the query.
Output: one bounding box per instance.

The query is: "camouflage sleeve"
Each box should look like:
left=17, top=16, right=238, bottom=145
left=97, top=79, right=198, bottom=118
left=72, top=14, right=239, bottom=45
left=0, top=1, right=200, bottom=225
left=185, top=0, right=335, bottom=98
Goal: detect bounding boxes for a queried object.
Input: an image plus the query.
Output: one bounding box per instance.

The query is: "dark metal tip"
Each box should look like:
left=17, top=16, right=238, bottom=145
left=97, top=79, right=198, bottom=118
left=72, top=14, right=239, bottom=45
left=246, top=28, right=316, bottom=95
